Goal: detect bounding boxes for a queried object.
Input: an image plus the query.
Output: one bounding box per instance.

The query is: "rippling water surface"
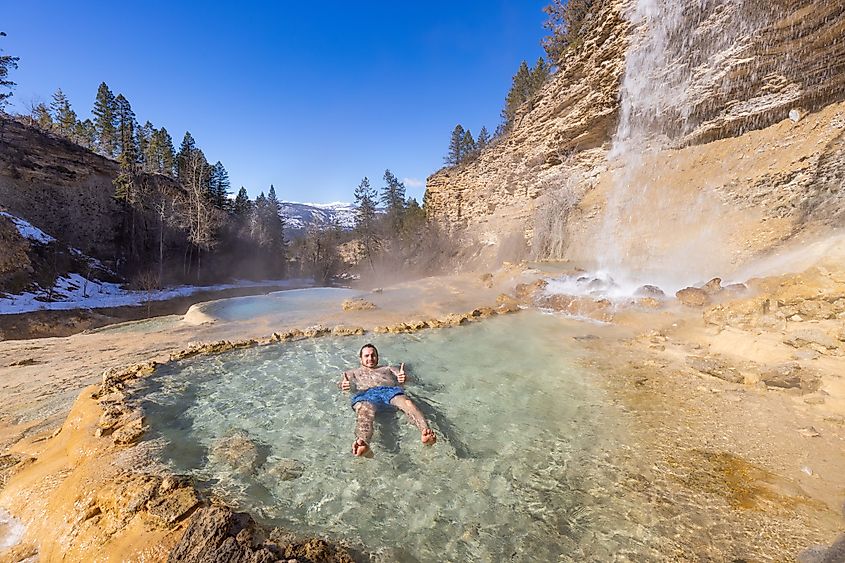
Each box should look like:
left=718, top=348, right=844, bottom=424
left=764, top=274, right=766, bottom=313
left=138, top=313, right=664, bottom=560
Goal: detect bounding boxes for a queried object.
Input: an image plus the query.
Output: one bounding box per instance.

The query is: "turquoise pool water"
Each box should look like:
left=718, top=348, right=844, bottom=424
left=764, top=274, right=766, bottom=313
left=138, top=312, right=659, bottom=561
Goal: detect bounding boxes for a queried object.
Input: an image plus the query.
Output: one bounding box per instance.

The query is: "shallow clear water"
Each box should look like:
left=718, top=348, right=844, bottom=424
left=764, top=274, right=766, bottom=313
left=138, top=313, right=654, bottom=560
left=197, top=287, right=357, bottom=322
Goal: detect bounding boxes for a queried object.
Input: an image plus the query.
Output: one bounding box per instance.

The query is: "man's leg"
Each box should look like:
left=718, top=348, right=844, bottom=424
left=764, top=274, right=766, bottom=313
left=390, top=395, right=436, bottom=445
left=352, top=401, right=376, bottom=456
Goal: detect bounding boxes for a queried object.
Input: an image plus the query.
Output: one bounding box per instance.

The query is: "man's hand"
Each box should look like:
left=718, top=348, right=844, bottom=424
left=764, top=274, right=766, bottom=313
left=397, top=362, right=406, bottom=384
left=341, top=372, right=351, bottom=391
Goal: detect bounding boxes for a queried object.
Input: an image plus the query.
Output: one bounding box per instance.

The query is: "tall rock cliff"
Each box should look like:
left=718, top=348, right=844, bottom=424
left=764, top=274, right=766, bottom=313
left=425, top=0, right=845, bottom=283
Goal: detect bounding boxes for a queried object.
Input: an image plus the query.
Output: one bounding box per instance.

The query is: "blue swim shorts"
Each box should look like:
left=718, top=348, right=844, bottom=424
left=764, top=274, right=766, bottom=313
left=350, top=386, right=404, bottom=409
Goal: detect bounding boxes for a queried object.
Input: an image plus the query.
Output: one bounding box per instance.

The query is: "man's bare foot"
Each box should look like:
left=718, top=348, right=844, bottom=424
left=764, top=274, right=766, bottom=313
left=421, top=428, right=436, bottom=446
left=352, top=438, right=371, bottom=457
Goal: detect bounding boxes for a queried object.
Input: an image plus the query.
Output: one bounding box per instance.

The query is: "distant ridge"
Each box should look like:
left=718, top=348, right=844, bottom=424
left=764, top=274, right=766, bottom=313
left=278, top=201, right=357, bottom=235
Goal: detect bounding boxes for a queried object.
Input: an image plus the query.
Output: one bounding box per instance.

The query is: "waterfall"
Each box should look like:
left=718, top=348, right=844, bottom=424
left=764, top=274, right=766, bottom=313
left=595, top=0, right=776, bottom=293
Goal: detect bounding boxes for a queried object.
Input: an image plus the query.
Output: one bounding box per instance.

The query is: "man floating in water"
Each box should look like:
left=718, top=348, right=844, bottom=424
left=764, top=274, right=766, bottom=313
left=340, top=343, right=436, bottom=457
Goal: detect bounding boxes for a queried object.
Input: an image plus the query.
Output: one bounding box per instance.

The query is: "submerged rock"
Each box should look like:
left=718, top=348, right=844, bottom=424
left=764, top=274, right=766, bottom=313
left=210, top=430, right=269, bottom=474
left=266, top=458, right=305, bottom=481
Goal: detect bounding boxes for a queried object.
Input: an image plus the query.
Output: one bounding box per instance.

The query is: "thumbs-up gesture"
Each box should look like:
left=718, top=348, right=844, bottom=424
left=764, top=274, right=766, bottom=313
left=397, top=363, right=406, bottom=384
left=341, top=372, right=351, bottom=391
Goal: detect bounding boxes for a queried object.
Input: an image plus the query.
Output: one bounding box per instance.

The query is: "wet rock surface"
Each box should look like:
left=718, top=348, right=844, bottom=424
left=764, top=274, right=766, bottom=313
left=168, top=506, right=355, bottom=563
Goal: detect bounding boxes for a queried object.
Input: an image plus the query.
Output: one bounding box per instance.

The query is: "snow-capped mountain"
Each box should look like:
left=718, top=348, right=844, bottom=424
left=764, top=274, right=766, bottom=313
left=279, top=201, right=357, bottom=235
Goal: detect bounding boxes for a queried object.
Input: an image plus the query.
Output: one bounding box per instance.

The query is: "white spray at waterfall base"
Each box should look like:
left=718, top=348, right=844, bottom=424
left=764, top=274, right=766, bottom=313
left=0, top=508, right=26, bottom=552
left=594, top=0, right=778, bottom=290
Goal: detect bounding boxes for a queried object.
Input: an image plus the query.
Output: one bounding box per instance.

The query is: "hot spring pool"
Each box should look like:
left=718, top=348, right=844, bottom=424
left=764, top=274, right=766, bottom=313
left=136, top=311, right=790, bottom=561
left=138, top=311, right=661, bottom=560
left=189, top=287, right=358, bottom=322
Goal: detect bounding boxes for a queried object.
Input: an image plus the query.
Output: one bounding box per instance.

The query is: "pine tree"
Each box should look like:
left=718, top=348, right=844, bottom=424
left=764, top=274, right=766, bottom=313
left=381, top=169, right=405, bottom=209
left=354, top=177, right=380, bottom=267
left=208, top=161, right=231, bottom=210
left=445, top=124, right=466, bottom=166
left=476, top=126, right=491, bottom=151
left=530, top=56, right=550, bottom=92
left=543, top=0, right=596, bottom=62
left=177, top=131, right=197, bottom=181
left=0, top=32, right=19, bottom=111
left=157, top=127, right=176, bottom=176
left=75, top=119, right=96, bottom=150
left=137, top=121, right=154, bottom=171
left=114, top=94, right=139, bottom=166
left=461, top=129, right=476, bottom=158
left=501, top=61, right=532, bottom=131
left=92, top=82, right=117, bottom=156
left=233, top=187, right=252, bottom=218
left=32, top=102, right=53, bottom=131
left=50, top=89, right=77, bottom=137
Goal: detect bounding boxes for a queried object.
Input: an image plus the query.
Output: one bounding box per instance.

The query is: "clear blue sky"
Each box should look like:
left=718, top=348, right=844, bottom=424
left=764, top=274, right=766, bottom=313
left=4, top=2, right=549, bottom=203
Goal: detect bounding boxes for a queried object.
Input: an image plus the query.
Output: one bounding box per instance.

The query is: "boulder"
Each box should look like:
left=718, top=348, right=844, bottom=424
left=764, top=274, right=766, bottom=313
left=147, top=486, right=201, bottom=526
left=168, top=506, right=355, bottom=563
left=703, top=277, right=723, bottom=294
left=676, top=287, right=710, bottom=307
left=797, top=299, right=836, bottom=320
left=331, top=325, right=365, bottom=336
left=760, top=363, right=820, bottom=392
left=686, top=356, right=743, bottom=383
left=341, top=298, right=376, bottom=312
left=513, top=279, right=548, bottom=301
left=634, top=285, right=665, bottom=298
left=783, top=328, right=840, bottom=351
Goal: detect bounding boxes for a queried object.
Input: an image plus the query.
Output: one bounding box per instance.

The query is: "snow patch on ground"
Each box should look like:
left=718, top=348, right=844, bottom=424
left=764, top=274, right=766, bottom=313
left=0, top=275, right=312, bottom=315
left=0, top=211, right=55, bottom=244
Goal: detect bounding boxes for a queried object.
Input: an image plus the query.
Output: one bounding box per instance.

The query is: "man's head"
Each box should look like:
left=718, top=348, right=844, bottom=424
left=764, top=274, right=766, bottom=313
left=359, top=343, right=378, bottom=368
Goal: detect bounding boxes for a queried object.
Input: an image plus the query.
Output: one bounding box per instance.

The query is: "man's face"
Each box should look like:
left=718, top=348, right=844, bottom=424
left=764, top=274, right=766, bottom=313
left=360, top=346, right=378, bottom=368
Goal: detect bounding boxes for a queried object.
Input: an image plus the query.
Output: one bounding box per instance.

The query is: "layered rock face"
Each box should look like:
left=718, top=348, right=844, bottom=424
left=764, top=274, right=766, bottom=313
left=425, top=0, right=845, bottom=275
left=0, top=117, right=180, bottom=267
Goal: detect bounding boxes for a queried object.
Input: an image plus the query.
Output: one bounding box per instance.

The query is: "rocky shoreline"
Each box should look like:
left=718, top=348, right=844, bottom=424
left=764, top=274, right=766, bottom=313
left=0, top=267, right=844, bottom=560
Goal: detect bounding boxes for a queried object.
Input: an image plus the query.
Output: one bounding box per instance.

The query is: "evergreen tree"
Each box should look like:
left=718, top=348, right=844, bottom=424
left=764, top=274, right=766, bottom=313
left=530, top=56, right=550, bottom=92
left=380, top=169, right=406, bottom=231
left=476, top=126, right=491, bottom=151
left=157, top=127, right=176, bottom=176
left=75, top=118, right=97, bottom=150
left=208, top=161, right=231, bottom=210
left=92, top=82, right=117, bottom=156
left=543, top=0, right=596, bottom=63
left=114, top=94, right=139, bottom=166
left=250, top=188, right=287, bottom=273
left=444, top=124, right=466, bottom=166
left=233, top=187, right=252, bottom=218
left=137, top=120, right=154, bottom=171
left=0, top=32, right=19, bottom=111
left=32, top=102, right=53, bottom=131
left=177, top=131, right=197, bottom=181
left=501, top=61, right=532, bottom=130
left=461, top=129, right=477, bottom=158
left=354, top=177, right=380, bottom=267
left=50, top=89, right=77, bottom=136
